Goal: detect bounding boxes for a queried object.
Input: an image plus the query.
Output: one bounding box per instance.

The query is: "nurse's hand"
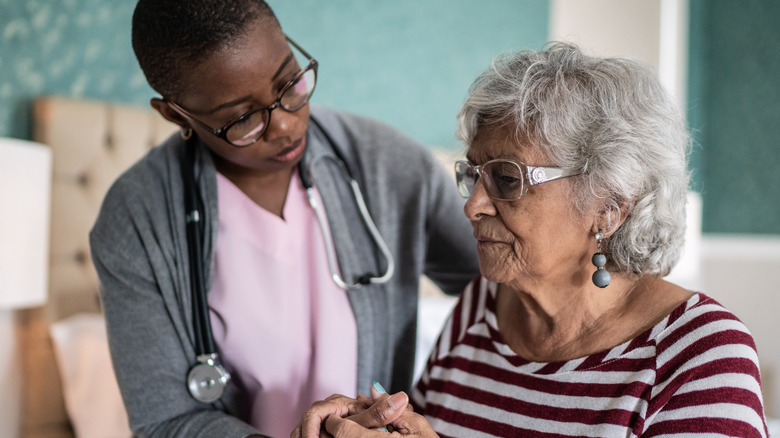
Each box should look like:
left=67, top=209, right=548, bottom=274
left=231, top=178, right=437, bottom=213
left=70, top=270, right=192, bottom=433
left=291, top=387, right=408, bottom=438
left=324, top=405, right=440, bottom=438
left=291, top=393, right=368, bottom=438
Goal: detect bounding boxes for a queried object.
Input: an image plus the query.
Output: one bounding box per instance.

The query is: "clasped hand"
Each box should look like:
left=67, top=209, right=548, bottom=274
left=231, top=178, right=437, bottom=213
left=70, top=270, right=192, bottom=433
left=291, top=385, right=439, bottom=438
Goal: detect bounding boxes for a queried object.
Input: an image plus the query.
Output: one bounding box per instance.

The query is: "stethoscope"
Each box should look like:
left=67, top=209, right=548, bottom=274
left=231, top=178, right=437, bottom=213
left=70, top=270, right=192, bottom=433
left=182, top=115, right=395, bottom=403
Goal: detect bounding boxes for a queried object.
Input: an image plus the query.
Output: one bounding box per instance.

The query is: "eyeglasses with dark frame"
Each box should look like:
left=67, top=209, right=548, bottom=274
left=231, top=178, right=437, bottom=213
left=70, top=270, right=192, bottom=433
left=454, top=159, right=580, bottom=201
left=166, top=35, right=318, bottom=147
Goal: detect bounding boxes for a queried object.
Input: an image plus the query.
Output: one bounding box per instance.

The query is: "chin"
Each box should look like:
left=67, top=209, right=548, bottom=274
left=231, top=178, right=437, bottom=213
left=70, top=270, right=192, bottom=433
left=478, top=260, right=511, bottom=285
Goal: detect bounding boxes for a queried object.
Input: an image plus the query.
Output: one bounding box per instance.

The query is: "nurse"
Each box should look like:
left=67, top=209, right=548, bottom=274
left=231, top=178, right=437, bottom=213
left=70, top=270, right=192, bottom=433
left=89, top=1, right=479, bottom=437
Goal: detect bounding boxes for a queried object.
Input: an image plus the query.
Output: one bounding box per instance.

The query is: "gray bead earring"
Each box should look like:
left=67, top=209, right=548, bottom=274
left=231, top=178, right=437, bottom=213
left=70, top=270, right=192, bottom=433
left=591, top=231, right=611, bottom=288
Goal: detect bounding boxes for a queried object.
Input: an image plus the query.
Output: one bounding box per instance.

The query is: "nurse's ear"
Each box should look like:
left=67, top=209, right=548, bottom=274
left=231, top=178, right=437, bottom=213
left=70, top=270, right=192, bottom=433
left=150, top=98, right=190, bottom=130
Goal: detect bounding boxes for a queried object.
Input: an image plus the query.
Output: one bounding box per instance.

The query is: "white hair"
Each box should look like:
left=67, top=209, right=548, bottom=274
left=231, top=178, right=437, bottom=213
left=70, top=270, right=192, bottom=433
left=457, top=42, right=691, bottom=276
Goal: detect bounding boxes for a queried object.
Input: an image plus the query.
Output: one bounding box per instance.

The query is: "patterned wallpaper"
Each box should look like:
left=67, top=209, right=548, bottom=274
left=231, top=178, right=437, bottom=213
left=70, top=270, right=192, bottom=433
left=0, top=0, right=152, bottom=139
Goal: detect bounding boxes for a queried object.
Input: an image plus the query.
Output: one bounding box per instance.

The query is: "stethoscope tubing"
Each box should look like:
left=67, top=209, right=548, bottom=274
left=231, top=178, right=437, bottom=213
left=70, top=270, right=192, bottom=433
left=304, top=164, right=395, bottom=289
left=182, top=144, right=215, bottom=356
left=344, top=177, right=395, bottom=284
left=302, top=116, right=395, bottom=288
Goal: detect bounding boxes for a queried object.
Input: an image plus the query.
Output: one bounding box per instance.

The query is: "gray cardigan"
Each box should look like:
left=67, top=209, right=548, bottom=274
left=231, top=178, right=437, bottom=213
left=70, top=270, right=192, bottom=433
left=90, top=106, right=479, bottom=437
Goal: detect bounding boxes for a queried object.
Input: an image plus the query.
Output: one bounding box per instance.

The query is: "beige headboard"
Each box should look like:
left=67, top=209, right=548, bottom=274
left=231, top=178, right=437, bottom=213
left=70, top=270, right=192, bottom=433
left=18, top=96, right=176, bottom=438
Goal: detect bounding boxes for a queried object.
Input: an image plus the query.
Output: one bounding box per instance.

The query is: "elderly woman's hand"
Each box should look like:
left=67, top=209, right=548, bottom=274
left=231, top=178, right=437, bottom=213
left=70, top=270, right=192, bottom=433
left=324, top=403, right=440, bottom=438
left=291, top=387, right=410, bottom=438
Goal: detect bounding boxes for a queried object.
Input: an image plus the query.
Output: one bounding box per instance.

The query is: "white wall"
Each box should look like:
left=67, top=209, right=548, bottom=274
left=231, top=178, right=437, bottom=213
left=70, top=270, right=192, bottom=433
left=549, top=0, right=688, bottom=106
left=700, top=236, right=780, bottom=418
left=550, top=0, right=661, bottom=68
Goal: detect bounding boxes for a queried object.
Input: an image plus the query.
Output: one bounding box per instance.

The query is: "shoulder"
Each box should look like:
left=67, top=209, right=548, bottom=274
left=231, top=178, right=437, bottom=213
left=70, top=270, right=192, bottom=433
left=657, top=293, right=757, bottom=351
left=309, top=105, right=455, bottom=212
left=91, top=134, right=182, bottom=239
left=310, top=105, right=410, bottom=142
left=647, top=293, right=767, bottom=436
left=654, top=292, right=761, bottom=387
left=309, top=105, right=438, bottom=166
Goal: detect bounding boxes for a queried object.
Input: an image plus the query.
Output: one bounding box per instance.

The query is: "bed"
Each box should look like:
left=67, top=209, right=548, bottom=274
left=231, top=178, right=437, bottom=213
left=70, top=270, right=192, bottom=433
left=17, top=95, right=458, bottom=438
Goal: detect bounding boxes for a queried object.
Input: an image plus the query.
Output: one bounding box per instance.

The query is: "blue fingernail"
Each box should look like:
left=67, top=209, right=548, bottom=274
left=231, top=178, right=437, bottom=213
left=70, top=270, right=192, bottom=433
left=372, top=380, right=387, bottom=394
left=372, top=381, right=390, bottom=432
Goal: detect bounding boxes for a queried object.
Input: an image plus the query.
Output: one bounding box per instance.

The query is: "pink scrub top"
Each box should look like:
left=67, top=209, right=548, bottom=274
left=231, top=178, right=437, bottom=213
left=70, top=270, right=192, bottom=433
left=209, top=171, right=357, bottom=438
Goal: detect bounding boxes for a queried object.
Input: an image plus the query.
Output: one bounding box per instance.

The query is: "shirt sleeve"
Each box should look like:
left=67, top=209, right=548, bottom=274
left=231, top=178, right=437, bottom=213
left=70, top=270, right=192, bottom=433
left=643, top=298, right=769, bottom=437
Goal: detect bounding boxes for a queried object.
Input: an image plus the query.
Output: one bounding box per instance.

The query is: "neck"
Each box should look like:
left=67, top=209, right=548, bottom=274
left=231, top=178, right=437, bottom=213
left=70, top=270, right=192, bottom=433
left=496, top=274, right=648, bottom=362
left=213, top=153, right=295, bottom=219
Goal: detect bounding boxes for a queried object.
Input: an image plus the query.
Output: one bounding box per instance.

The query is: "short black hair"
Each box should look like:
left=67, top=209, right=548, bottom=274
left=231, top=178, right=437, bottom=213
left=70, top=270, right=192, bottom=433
left=132, top=0, right=279, bottom=100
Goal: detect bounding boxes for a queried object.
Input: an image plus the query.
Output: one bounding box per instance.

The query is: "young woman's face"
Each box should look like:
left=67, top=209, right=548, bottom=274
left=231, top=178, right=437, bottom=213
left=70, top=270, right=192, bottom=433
left=174, top=19, right=310, bottom=176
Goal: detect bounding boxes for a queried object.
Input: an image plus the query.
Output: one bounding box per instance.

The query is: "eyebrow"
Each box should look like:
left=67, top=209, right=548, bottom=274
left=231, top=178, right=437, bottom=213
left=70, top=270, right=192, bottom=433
left=272, top=52, right=295, bottom=81
left=465, top=150, right=500, bottom=164
left=206, top=52, right=296, bottom=113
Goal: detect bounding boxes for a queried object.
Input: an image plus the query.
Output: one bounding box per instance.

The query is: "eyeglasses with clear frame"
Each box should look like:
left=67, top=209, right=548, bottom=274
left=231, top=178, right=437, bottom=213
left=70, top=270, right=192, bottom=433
left=454, top=159, right=580, bottom=201
left=166, top=35, right=318, bottom=147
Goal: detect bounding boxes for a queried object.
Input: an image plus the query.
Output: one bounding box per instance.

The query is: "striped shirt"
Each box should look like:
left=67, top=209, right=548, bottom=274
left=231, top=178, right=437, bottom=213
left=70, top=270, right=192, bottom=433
left=412, top=276, right=768, bottom=437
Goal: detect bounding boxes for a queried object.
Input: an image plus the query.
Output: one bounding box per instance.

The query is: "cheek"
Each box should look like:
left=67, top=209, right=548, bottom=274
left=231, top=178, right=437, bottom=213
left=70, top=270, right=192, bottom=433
left=490, top=202, right=571, bottom=277
left=202, top=140, right=244, bottom=164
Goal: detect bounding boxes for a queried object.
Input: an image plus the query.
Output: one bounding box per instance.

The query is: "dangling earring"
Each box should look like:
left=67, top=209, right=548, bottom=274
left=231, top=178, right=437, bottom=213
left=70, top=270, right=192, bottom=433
left=591, top=231, right=611, bottom=288
left=180, top=127, right=193, bottom=140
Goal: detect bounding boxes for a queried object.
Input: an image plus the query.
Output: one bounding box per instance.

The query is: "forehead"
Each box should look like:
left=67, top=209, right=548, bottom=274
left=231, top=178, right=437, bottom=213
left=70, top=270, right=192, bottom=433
left=467, top=123, right=546, bottom=164
left=176, top=19, right=292, bottom=110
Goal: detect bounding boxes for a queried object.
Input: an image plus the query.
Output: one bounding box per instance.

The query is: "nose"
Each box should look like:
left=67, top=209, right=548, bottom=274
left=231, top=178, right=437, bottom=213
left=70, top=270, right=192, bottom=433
left=464, top=178, right=497, bottom=221
left=263, top=106, right=299, bottom=141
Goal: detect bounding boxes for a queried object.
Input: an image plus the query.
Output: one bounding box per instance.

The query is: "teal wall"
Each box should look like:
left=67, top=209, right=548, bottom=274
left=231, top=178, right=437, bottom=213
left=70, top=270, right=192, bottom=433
left=0, top=0, right=548, bottom=149
left=687, top=0, right=780, bottom=234
left=0, top=0, right=151, bottom=139
left=266, top=0, right=549, bottom=148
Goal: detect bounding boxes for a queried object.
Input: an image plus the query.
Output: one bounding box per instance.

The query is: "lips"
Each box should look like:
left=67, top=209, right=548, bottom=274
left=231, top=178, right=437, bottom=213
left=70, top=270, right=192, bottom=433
left=473, top=234, right=505, bottom=244
left=271, top=136, right=306, bottom=163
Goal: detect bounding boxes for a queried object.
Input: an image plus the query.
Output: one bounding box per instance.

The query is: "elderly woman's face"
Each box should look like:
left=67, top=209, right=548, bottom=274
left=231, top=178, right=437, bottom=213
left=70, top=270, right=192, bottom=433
left=464, top=124, right=596, bottom=290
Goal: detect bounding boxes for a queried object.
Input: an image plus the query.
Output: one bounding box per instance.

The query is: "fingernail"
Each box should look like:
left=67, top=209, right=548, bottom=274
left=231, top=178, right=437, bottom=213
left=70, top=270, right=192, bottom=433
left=387, top=392, right=407, bottom=410
left=373, top=380, right=388, bottom=394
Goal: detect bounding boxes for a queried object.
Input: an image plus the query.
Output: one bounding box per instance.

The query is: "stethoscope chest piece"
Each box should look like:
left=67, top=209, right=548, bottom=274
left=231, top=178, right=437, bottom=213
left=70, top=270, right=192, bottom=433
left=187, top=353, right=231, bottom=403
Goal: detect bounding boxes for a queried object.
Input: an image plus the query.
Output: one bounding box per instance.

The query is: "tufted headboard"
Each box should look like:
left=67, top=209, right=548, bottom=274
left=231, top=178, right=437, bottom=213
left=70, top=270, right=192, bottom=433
left=18, top=96, right=177, bottom=438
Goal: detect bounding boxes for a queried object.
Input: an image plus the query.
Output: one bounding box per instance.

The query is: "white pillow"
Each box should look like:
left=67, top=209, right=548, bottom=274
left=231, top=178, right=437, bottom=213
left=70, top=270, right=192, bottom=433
left=414, top=294, right=458, bottom=381
left=50, top=313, right=131, bottom=438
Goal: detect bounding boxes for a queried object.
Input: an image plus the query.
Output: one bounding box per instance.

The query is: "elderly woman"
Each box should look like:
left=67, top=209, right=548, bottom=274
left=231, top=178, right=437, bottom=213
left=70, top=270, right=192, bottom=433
left=293, top=43, right=769, bottom=437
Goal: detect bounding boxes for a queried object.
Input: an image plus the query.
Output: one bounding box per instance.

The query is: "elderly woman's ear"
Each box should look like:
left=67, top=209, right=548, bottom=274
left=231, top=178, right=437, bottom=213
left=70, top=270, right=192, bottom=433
left=592, top=197, right=631, bottom=237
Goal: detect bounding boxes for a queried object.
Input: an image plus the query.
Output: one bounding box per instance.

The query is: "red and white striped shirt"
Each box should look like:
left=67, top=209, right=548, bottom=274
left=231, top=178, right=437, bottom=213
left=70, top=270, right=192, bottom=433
left=412, top=276, right=768, bottom=437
